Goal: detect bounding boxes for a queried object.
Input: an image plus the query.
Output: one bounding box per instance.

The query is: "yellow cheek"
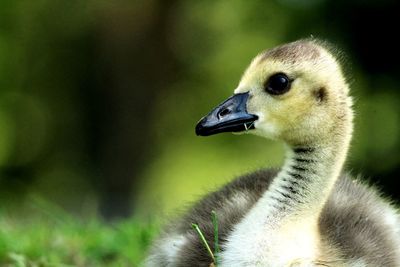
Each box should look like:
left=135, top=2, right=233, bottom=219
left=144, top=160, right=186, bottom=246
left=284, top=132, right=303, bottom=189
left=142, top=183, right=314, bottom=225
left=268, top=96, right=313, bottom=128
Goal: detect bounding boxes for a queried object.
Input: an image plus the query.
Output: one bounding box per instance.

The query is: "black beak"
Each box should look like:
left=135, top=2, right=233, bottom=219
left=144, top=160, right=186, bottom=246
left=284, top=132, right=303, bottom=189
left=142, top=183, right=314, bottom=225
left=195, top=92, right=258, bottom=136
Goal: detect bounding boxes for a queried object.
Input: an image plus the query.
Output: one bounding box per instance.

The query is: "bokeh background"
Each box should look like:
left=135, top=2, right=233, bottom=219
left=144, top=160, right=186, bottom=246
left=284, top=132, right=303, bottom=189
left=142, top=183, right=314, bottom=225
left=0, top=0, right=399, bottom=265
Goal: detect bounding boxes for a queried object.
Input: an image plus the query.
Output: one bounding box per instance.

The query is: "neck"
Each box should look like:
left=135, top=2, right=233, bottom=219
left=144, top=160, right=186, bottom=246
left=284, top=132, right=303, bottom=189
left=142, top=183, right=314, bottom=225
left=267, top=140, right=349, bottom=222
left=248, top=123, right=353, bottom=227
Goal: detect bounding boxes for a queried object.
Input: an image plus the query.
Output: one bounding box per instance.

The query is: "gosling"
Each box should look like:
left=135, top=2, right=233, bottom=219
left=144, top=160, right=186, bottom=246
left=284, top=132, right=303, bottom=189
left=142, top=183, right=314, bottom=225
left=145, top=39, right=400, bottom=267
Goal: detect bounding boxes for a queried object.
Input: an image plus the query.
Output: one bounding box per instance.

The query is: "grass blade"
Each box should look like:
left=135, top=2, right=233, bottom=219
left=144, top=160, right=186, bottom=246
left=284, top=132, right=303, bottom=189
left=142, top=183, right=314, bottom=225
left=191, top=223, right=215, bottom=262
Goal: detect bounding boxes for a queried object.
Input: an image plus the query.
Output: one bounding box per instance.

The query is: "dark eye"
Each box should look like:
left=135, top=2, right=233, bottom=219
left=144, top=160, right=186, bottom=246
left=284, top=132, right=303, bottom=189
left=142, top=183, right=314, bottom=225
left=265, top=73, right=291, bottom=95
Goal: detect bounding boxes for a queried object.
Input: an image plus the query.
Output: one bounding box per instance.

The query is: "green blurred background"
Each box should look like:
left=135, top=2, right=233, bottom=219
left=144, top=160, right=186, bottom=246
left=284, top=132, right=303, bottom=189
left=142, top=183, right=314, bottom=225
left=0, top=0, right=399, bottom=265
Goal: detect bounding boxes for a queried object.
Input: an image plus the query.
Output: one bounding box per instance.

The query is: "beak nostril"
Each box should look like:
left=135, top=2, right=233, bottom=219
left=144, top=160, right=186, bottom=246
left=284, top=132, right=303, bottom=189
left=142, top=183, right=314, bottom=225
left=218, top=107, right=231, bottom=118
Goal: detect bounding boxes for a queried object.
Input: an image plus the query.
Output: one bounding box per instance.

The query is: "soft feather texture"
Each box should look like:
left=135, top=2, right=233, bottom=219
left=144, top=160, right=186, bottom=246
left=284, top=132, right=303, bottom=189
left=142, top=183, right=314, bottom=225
left=145, top=170, right=400, bottom=267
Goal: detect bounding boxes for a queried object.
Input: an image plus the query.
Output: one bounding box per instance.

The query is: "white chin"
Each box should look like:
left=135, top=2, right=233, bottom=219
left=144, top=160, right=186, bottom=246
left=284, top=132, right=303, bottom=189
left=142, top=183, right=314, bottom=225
left=252, top=125, right=280, bottom=140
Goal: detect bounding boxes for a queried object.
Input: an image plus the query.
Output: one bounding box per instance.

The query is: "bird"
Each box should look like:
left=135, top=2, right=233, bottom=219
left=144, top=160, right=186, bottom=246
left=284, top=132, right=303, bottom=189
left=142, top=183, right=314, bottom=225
left=144, top=39, right=400, bottom=267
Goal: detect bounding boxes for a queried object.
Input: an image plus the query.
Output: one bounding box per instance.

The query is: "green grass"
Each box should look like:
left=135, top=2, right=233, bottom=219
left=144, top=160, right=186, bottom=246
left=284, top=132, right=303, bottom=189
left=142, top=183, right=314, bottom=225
left=0, top=199, right=159, bottom=267
left=191, top=210, right=220, bottom=267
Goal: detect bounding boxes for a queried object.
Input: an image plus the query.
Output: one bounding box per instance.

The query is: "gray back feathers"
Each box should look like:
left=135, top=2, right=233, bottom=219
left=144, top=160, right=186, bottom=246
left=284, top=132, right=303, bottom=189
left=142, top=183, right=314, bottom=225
left=146, top=170, right=400, bottom=266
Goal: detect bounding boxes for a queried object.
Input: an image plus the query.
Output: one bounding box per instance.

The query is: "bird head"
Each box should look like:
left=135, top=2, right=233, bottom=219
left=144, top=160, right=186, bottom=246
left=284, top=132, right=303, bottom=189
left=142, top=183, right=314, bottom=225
left=196, top=39, right=353, bottom=146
